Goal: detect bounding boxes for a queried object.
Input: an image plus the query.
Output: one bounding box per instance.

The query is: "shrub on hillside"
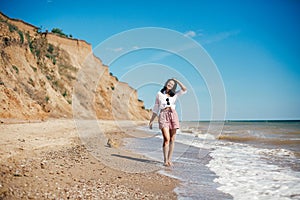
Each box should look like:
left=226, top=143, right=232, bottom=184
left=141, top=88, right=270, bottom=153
left=51, top=28, right=68, bottom=38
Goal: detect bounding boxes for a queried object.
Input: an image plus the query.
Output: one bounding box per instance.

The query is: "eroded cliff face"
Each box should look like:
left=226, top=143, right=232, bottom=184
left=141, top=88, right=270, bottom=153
left=0, top=12, right=150, bottom=120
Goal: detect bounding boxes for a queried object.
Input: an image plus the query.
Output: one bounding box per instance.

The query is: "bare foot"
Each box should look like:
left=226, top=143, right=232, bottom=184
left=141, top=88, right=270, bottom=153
left=163, top=162, right=170, bottom=167
left=167, top=161, right=174, bottom=167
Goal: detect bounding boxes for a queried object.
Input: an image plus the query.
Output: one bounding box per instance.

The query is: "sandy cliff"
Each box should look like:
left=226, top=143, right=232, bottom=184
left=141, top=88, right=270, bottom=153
left=0, top=12, right=150, bottom=120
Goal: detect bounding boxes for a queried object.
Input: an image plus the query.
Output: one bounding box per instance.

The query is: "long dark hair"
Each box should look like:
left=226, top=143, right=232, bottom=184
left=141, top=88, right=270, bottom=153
left=160, top=79, right=177, bottom=97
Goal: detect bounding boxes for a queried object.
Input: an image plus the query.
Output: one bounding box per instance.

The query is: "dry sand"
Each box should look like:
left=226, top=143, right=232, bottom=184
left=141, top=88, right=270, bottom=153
left=0, top=119, right=178, bottom=199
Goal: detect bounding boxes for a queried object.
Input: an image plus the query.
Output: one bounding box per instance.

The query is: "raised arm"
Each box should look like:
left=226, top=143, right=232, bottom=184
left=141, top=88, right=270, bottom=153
left=173, top=78, right=187, bottom=92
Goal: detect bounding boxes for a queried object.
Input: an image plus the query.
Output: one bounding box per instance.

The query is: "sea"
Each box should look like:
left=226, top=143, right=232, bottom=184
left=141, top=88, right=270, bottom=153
left=124, top=120, right=300, bottom=200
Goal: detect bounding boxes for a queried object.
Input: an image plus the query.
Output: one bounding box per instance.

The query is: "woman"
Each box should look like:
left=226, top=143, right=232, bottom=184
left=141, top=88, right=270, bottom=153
left=149, top=78, right=187, bottom=167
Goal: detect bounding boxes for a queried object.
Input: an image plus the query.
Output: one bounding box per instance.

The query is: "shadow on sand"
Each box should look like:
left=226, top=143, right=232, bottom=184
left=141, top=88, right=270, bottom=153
left=111, top=154, right=160, bottom=165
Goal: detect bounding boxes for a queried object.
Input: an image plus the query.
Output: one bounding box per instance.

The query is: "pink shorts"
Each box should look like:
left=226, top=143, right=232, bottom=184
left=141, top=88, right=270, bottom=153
left=158, top=109, right=180, bottom=130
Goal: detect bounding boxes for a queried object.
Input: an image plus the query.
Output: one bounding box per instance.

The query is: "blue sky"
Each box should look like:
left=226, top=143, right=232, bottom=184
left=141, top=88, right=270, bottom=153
left=1, top=0, right=300, bottom=120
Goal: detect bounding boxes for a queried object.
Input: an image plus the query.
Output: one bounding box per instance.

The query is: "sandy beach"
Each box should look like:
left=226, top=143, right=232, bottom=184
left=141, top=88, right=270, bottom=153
left=0, top=119, right=178, bottom=199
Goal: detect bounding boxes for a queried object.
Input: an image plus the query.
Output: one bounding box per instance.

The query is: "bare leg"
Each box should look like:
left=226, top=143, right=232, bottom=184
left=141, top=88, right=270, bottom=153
left=167, top=129, right=177, bottom=166
left=161, top=127, right=170, bottom=166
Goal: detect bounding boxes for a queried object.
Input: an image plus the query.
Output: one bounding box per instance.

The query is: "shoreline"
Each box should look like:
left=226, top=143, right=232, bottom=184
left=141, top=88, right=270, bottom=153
left=123, top=126, right=234, bottom=199
left=0, top=119, right=179, bottom=199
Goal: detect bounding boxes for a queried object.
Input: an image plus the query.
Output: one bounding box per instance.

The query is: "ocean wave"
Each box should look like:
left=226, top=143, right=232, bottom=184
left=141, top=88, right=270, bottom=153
left=217, top=135, right=300, bottom=146
left=206, top=143, right=300, bottom=199
left=257, top=148, right=296, bottom=158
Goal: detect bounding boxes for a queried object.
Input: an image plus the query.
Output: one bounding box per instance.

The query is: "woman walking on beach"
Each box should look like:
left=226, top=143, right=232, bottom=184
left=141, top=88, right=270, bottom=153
left=149, top=78, right=187, bottom=167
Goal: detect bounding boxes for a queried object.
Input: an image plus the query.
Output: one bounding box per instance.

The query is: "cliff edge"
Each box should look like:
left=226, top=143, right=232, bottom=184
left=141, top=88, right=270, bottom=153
left=0, top=12, right=150, bottom=121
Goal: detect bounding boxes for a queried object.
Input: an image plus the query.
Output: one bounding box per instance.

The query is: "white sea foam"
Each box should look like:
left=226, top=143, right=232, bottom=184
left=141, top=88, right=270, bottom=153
left=137, top=122, right=300, bottom=199
left=175, top=131, right=216, bottom=150
left=173, top=129, right=300, bottom=199
left=205, top=143, right=300, bottom=200
left=257, top=148, right=296, bottom=158
left=195, top=133, right=215, bottom=140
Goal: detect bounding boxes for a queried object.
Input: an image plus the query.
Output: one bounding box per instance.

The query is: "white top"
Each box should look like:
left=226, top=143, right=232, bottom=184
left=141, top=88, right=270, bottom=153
left=152, top=90, right=186, bottom=115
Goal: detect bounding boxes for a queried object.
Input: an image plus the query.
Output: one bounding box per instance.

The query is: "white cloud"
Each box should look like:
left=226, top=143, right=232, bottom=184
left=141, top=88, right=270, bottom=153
left=106, top=47, right=124, bottom=52
left=113, top=47, right=123, bottom=52
left=184, top=29, right=240, bottom=44
left=184, top=31, right=197, bottom=38
left=184, top=30, right=204, bottom=38
left=107, top=46, right=140, bottom=52
left=201, top=30, right=240, bottom=44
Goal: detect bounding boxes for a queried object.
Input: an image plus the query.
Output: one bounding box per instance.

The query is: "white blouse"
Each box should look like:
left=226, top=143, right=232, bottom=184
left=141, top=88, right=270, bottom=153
left=152, top=90, right=186, bottom=115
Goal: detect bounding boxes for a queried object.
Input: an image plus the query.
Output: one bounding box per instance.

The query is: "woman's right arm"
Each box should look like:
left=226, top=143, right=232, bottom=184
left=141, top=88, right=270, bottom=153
left=149, top=113, right=157, bottom=129
left=149, top=93, right=159, bottom=129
